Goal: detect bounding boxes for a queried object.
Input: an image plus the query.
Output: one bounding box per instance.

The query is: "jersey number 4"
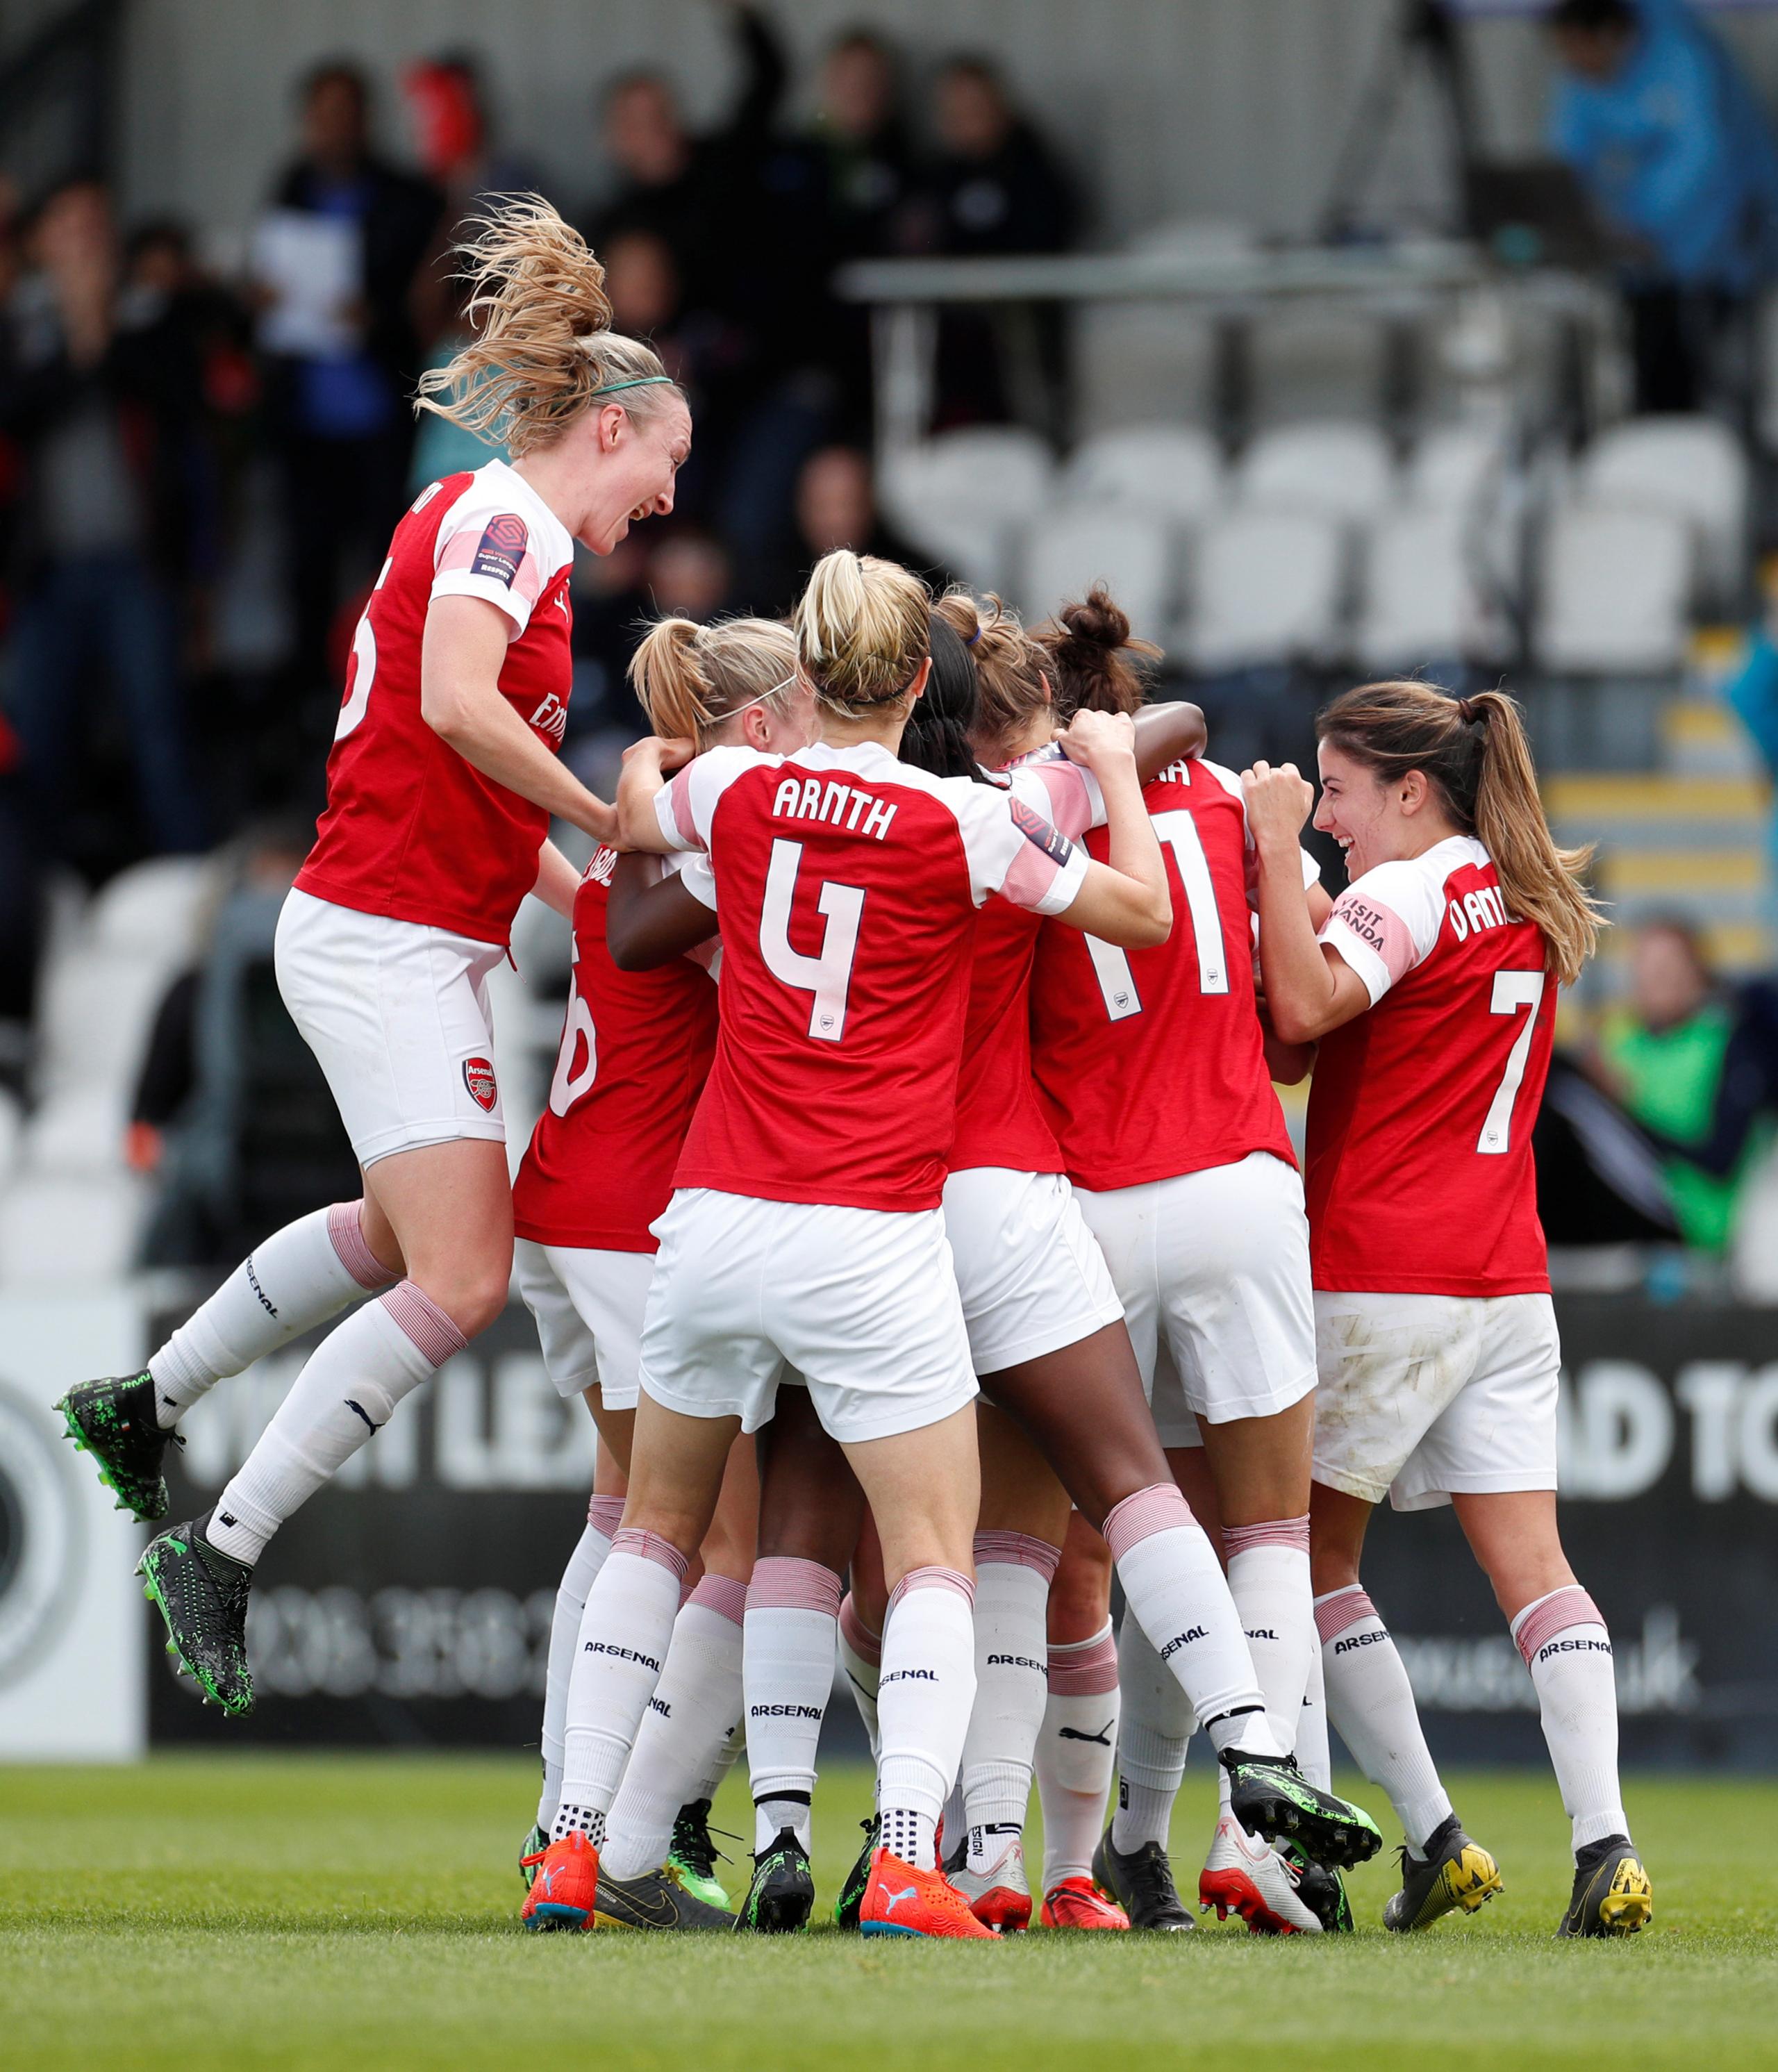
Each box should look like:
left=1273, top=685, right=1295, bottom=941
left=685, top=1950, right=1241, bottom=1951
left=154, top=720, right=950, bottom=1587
left=760, top=839, right=865, bottom=1043
left=1087, top=809, right=1227, bottom=1019
left=1478, top=969, right=1545, bottom=1155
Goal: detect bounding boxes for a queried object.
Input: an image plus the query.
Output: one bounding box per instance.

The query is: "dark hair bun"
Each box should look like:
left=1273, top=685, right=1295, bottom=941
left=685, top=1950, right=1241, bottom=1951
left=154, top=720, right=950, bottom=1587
left=1054, top=584, right=1131, bottom=654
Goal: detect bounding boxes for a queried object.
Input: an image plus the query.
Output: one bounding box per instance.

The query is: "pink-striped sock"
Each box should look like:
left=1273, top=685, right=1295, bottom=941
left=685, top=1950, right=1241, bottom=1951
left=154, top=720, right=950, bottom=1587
left=745, top=1557, right=844, bottom=1851
left=1511, top=1585, right=1627, bottom=1852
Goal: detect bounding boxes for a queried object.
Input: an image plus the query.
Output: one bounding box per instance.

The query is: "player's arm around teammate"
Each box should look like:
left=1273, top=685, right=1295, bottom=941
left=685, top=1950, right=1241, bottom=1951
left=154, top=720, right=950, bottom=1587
left=1245, top=685, right=1648, bottom=1939
left=69, top=200, right=694, bottom=1724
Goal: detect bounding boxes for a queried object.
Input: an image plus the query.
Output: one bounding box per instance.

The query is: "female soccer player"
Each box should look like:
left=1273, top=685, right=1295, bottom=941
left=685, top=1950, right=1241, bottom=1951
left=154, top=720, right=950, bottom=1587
left=523, top=552, right=1377, bottom=1940
left=1245, top=680, right=1652, bottom=1940
left=515, top=615, right=813, bottom=1928
left=1024, top=588, right=1340, bottom=1937
left=59, top=199, right=692, bottom=1716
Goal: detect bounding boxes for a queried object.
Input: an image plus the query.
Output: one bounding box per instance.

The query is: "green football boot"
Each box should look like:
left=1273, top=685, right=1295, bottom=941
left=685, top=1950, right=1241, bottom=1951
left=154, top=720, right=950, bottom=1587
left=833, top=1815, right=879, bottom=1930
left=138, top=1513, right=254, bottom=1716
left=520, top=1823, right=549, bottom=1891
left=735, top=1827, right=815, bottom=1934
left=1220, top=1746, right=1384, bottom=1871
left=58, top=1372, right=183, bottom=1523
left=666, top=1799, right=734, bottom=1913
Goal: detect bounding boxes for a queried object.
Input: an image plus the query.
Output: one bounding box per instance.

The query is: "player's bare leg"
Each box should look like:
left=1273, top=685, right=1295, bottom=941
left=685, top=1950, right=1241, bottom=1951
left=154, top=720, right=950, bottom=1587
left=1453, top=1491, right=1650, bottom=1937
left=138, top=1140, right=508, bottom=1716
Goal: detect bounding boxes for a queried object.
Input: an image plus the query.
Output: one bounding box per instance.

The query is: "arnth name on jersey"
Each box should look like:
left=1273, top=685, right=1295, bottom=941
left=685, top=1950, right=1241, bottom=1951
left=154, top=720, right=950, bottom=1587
left=772, top=776, right=899, bottom=841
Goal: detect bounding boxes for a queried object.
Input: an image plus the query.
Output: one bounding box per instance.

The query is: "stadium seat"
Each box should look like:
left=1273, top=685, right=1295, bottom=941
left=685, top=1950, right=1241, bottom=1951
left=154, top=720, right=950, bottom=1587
left=1571, top=416, right=1750, bottom=609
left=1058, top=424, right=1223, bottom=526
left=22, top=1086, right=128, bottom=1179
left=1247, top=307, right=1387, bottom=427
left=1534, top=506, right=1692, bottom=676
left=1180, top=509, right=1345, bottom=672
left=32, top=945, right=177, bottom=1110
left=1356, top=510, right=1509, bottom=677
left=878, top=429, right=1054, bottom=592
left=1405, top=423, right=1509, bottom=513
left=86, top=856, right=210, bottom=962
left=1018, top=508, right=1174, bottom=643
left=1233, top=420, right=1396, bottom=527
left=0, top=1170, right=144, bottom=1284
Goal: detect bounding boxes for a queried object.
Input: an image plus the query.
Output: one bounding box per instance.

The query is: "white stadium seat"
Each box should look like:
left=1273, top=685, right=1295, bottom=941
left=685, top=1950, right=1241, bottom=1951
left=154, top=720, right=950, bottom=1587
left=1233, top=420, right=1396, bottom=527
left=32, top=945, right=173, bottom=1107
left=0, top=1172, right=144, bottom=1285
left=1404, top=423, right=1508, bottom=513
left=1356, top=511, right=1508, bottom=676
left=1058, top=425, right=1223, bottom=527
left=1572, top=416, right=1749, bottom=607
left=21, top=1086, right=129, bottom=1179
left=86, top=856, right=212, bottom=964
left=878, top=429, right=1054, bottom=592
left=1019, top=508, right=1174, bottom=644
left=1181, top=510, right=1345, bottom=673
left=1534, top=506, right=1692, bottom=676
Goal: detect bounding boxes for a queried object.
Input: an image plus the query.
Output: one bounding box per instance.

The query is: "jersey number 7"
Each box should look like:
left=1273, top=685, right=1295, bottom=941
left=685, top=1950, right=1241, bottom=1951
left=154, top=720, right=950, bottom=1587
left=760, top=839, right=865, bottom=1043
left=1477, top=968, right=1545, bottom=1156
left=1086, top=809, right=1227, bottom=1020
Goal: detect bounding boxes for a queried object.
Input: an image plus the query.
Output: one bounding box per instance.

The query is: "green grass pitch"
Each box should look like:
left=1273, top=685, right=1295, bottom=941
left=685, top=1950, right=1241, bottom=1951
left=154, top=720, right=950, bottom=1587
left=3, top=1757, right=1773, bottom=2071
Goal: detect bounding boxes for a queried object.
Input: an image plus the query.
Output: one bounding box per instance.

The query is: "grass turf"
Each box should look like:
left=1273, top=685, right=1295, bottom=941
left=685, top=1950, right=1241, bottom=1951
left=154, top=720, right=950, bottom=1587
left=2, top=1757, right=1772, bottom=2071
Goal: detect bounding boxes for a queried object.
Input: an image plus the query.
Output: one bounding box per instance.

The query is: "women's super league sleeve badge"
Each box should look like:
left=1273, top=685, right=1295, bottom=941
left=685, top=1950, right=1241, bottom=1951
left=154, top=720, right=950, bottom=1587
left=1007, top=794, right=1075, bottom=868
left=471, top=513, right=529, bottom=587
left=463, top=1056, right=499, bottom=1112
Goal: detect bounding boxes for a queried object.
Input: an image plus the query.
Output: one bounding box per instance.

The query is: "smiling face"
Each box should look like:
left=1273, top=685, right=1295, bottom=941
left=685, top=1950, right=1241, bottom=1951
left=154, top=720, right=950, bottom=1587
left=1315, top=740, right=1436, bottom=882
left=574, top=395, right=692, bottom=555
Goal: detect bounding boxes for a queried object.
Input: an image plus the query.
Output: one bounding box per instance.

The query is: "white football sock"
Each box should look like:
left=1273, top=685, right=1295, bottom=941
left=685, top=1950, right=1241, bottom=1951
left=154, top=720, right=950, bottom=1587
left=1511, top=1586, right=1628, bottom=1853
left=1033, top=1621, right=1120, bottom=1887
left=1317, top=1585, right=1452, bottom=1853
left=601, top=1573, right=747, bottom=1880
left=876, top=1567, right=976, bottom=1872
left=742, top=1557, right=842, bottom=1854
left=1224, top=1516, right=1313, bottom=1757
left=1111, top=1607, right=1194, bottom=1854
left=538, top=1494, right=624, bottom=1830
left=960, top=1532, right=1058, bottom=1871
left=149, top=1202, right=394, bottom=1426
left=1296, top=1634, right=1332, bottom=1790
left=1104, top=1484, right=1279, bottom=1759
left=555, top=1530, right=689, bottom=1846
left=695, top=1718, right=743, bottom=1803
left=203, top=1282, right=462, bottom=1566
left=838, top=1592, right=881, bottom=1759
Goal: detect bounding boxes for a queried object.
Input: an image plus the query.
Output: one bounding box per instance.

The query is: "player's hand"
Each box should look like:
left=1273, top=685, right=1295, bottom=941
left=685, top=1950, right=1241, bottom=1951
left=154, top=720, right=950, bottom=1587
left=1058, top=707, right=1137, bottom=770
left=622, top=734, right=695, bottom=776
left=1242, top=760, right=1315, bottom=849
left=574, top=794, right=620, bottom=845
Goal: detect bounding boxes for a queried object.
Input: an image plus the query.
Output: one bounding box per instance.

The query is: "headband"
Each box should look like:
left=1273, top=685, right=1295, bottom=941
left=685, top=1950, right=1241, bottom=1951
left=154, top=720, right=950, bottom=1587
left=588, top=374, right=676, bottom=398
left=720, top=674, right=799, bottom=722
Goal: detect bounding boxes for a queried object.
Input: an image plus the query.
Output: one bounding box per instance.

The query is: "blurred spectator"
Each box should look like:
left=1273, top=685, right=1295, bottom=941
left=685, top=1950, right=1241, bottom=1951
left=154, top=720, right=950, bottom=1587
left=1594, top=919, right=1774, bottom=1251
left=0, top=179, right=210, bottom=861
left=1547, top=0, right=1778, bottom=413
left=915, top=56, right=1078, bottom=428
left=762, top=444, right=945, bottom=611
left=649, top=529, right=738, bottom=624
left=257, top=60, right=442, bottom=701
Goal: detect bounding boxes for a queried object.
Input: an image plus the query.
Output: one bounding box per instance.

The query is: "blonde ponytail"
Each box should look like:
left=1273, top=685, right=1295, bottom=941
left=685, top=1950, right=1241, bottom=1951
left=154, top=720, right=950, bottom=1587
left=795, top=550, right=931, bottom=715
left=1318, top=680, right=1603, bottom=988
left=630, top=616, right=799, bottom=749
left=413, top=195, right=683, bottom=456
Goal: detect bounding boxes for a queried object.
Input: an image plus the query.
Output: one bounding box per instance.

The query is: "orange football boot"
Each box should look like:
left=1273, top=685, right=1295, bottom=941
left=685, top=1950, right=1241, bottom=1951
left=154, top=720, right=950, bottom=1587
left=1040, top=1875, right=1130, bottom=1930
left=859, top=1847, right=996, bottom=1939
left=521, top=1830, right=599, bottom=1932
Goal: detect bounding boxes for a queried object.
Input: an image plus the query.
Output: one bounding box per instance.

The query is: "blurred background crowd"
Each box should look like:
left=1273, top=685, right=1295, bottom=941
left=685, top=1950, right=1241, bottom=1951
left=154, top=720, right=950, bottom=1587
left=4, top=0, right=1778, bottom=1300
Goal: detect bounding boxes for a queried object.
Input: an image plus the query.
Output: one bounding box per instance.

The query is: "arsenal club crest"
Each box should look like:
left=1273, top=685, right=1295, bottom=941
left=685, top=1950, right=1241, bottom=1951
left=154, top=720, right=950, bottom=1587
left=463, top=1056, right=499, bottom=1112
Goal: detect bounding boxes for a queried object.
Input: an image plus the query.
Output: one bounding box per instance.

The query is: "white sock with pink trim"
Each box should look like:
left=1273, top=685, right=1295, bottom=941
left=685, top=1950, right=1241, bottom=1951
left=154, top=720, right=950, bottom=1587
left=601, top=1572, right=749, bottom=1879
left=149, top=1201, right=395, bottom=1427
left=876, top=1567, right=977, bottom=1871
left=960, top=1531, right=1060, bottom=1873
left=538, top=1494, right=625, bottom=1830
left=742, top=1557, right=843, bottom=1853
left=1295, top=1634, right=1332, bottom=1790
left=203, top=1280, right=463, bottom=1566
left=1033, top=1620, right=1120, bottom=1887
left=1511, top=1585, right=1627, bottom=1853
left=1104, top=1484, right=1279, bottom=1758
left=1111, top=1608, right=1193, bottom=1853
left=838, top=1592, right=882, bottom=1759
left=1316, top=1584, right=1452, bottom=1853
left=555, top=1528, right=689, bottom=1846
left=1223, top=1514, right=1314, bottom=1792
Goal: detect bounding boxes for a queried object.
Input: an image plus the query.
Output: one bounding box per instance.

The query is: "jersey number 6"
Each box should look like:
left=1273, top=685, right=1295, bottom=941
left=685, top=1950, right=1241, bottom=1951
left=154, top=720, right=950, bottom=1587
left=760, top=838, right=865, bottom=1043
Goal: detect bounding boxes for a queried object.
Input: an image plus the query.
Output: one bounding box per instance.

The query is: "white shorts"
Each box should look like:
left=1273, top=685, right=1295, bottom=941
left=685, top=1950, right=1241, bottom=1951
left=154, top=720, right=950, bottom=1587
left=1312, top=1290, right=1561, bottom=1513
left=275, top=889, right=506, bottom=1166
left=1074, top=1153, right=1317, bottom=1448
left=638, top=1188, right=979, bottom=1443
left=942, top=1168, right=1124, bottom=1375
left=514, top=1238, right=656, bottom=1409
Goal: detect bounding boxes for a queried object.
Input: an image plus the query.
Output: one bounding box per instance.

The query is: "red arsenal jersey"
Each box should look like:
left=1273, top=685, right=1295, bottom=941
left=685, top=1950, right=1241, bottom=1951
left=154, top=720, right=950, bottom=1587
left=512, top=849, right=719, bottom=1253
left=1029, top=758, right=1298, bottom=1192
left=654, top=740, right=1088, bottom=1213
left=296, top=461, right=575, bottom=947
left=1308, top=835, right=1554, bottom=1297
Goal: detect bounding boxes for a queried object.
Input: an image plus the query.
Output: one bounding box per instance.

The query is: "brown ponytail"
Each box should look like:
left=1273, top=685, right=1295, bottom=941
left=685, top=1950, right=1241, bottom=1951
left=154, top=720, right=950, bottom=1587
left=795, top=550, right=931, bottom=715
left=413, top=195, right=683, bottom=456
left=931, top=588, right=1049, bottom=760
left=1317, top=681, right=1603, bottom=986
left=630, top=616, right=799, bottom=749
left=1036, top=583, right=1161, bottom=721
